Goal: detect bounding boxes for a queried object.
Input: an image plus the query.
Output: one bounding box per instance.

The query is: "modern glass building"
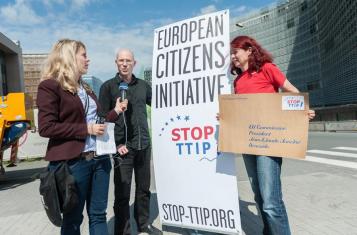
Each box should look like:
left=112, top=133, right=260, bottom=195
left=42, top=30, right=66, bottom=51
left=82, top=75, right=103, bottom=96
left=231, top=0, right=357, bottom=120
left=143, top=68, right=152, bottom=85
left=316, top=0, right=357, bottom=106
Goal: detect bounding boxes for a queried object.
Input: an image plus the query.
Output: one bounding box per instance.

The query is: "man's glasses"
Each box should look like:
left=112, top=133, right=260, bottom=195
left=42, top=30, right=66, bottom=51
left=117, top=59, right=133, bottom=65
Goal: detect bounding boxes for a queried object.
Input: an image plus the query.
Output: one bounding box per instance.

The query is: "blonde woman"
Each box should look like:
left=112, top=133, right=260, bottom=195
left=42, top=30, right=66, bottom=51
left=37, top=39, right=127, bottom=235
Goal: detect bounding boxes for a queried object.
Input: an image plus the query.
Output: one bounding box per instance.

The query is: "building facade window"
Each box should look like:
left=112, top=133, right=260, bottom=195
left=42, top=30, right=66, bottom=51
left=307, top=80, right=321, bottom=91
left=324, top=36, right=335, bottom=53
left=287, top=18, right=295, bottom=28
left=300, top=1, right=308, bottom=12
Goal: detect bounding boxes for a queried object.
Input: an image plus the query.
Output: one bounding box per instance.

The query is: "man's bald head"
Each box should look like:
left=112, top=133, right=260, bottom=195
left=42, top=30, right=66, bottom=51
left=116, top=49, right=135, bottom=60
left=115, top=48, right=136, bottom=82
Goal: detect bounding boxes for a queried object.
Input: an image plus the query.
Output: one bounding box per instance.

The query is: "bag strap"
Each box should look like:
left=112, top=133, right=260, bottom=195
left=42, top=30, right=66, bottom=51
left=84, top=92, right=89, bottom=117
left=79, top=80, right=90, bottom=117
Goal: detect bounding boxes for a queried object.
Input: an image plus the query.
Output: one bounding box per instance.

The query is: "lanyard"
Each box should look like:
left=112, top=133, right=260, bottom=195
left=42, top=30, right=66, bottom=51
left=83, top=91, right=89, bottom=117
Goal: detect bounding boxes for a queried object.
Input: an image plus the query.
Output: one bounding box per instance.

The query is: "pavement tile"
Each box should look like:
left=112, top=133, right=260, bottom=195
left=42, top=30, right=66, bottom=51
left=1, top=160, right=357, bottom=235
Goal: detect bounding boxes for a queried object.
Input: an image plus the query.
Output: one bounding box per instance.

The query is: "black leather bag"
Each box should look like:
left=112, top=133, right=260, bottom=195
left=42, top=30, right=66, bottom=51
left=55, top=162, right=79, bottom=214
left=39, top=161, right=79, bottom=226
left=39, top=168, right=62, bottom=226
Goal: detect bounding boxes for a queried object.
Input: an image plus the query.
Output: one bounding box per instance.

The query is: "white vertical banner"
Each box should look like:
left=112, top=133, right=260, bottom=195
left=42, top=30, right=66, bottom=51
left=151, top=10, right=242, bottom=234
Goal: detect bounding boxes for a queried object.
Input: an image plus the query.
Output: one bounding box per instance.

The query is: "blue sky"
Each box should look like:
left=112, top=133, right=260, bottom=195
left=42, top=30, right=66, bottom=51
left=0, top=0, right=276, bottom=80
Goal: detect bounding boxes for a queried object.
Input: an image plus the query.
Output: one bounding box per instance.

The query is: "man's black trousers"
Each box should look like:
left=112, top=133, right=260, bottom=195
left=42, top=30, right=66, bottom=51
left=113, top=146, right=151, bottom=235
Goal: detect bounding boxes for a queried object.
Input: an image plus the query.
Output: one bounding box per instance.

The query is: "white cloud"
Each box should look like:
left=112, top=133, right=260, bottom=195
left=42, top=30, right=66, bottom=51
left=41, top=0, right=96, bottom=10
left=1, top=0, right=208, bottom=80
left=42, top=0, right=65, bottom=6
left=232, top=5, right=247, bottom=14
left=81, top=25, right=155, bottom=79
left=199, top=5, right=217, bottom=15
left=2, top=17, right=158, bottom=80
left=71, top=0, right=91, bottom=9
left=0, top=0, right=43, bottom=25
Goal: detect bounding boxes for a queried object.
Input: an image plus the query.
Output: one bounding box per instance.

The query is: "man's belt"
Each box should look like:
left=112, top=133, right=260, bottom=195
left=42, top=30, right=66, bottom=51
left=80, top=151, right=96, bottom=161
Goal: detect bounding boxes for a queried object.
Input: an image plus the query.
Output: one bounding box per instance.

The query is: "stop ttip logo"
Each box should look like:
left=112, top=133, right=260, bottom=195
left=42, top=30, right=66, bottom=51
left=172, top=126, right=214, bottom=157
left=282, top=95, right=305, bottom=110
left=158, top=114, right=215, bottom=158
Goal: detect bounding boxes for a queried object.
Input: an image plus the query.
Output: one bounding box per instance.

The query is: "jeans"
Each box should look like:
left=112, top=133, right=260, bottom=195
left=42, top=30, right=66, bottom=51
left=113, top=146, right=151, bottom=235
left=49, top=155, right=112, bottom=235
left=242, top=154, right=291, bottom=235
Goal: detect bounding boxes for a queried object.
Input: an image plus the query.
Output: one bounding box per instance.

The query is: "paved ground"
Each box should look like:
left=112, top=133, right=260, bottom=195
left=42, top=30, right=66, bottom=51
left=1, top=152, right=357, bottom=235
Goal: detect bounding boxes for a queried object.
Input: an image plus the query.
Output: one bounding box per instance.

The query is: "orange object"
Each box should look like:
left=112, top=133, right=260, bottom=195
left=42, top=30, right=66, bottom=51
left=0, top=93, right=33, bottom=174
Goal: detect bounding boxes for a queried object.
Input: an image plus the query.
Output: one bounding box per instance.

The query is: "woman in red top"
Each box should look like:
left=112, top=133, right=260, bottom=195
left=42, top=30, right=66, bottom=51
left=230, top=36, right=315, bottom=235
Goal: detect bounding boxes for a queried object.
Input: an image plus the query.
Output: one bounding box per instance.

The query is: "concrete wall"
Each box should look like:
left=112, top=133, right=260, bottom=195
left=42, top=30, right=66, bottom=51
left=309, top=121, right=357, bottom=132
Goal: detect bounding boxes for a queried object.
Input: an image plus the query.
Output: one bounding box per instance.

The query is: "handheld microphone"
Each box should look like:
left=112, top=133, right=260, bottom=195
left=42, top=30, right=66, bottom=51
left=119, top=82, right=128, bottom=101
left=118, top=82, right=128, bottom=146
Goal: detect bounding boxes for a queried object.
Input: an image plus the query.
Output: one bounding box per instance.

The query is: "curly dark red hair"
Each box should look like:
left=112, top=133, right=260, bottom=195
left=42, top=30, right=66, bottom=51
left=230, top=35, right=273, bottom=75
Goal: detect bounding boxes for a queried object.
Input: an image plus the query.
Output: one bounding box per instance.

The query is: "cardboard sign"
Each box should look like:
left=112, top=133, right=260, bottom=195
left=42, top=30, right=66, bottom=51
left=218, top=93, right=309, bottom=159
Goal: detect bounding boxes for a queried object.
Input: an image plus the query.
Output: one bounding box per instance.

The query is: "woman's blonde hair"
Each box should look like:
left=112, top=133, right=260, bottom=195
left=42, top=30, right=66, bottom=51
left=41, top=38, right=92, bottom=94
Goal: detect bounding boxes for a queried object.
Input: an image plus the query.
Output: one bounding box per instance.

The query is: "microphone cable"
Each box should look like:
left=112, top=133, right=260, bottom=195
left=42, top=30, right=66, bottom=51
left=111, top=92, right=128, bottom=166
left=122, top=106, right=128, bottom=146
left=94, top=84, right=129, bottom=167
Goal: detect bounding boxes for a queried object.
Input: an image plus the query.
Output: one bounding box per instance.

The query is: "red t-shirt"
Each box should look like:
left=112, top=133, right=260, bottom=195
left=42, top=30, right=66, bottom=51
left=234, top=63, right=286, bottom=94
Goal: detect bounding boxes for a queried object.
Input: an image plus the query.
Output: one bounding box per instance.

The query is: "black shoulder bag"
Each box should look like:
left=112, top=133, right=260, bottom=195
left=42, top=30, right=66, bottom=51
left=39, top=161, right=79, bottom=227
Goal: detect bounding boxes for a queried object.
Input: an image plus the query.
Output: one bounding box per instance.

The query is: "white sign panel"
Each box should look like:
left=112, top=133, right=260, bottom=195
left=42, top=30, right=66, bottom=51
left=152, top=10, right=242, bottom=234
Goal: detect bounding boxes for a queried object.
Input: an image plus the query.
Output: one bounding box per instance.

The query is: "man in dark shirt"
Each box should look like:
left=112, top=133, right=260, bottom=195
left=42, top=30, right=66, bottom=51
left=99, top=49, right=159, bottom=235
